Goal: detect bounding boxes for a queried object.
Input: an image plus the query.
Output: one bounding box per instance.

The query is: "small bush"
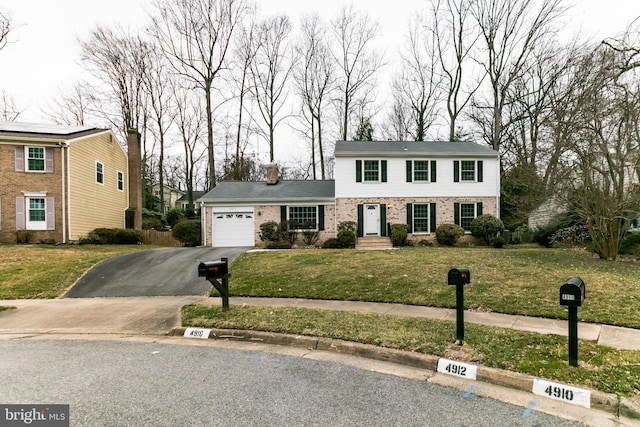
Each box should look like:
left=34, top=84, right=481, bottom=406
left=166, top=208, right=186, bottom=228
left=16, top=230, right=34, bottom=244
left=143, top=217, right=164, bottom=230
left=81, top=228, right=142, bottom=245
left=620, top=233, right=640, bottom=256
left=172, top=220, right=201, bottom=247
left=390, top=224, right=408, bottom=247
left=322, top=238, right=342, bottom=249
left=549, top=224, right=590, bottom=247
left=259, top=221, right=281, bottom=242
left=338, top=221, right=356, bottom=232
left=337, top=229, right=356, bottom=248
left=279, top=220, right=299, bottom=245
left=492, top=236, right=506, bottom=248
left=470, top=215, right=505, bottom=245
left=435, top=224, right=465, bottom=246
left=302, top=229, right=320, bottom=246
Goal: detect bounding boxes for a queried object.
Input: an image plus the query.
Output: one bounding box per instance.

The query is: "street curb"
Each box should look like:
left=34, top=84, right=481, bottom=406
left=169, top=327, right=638, bottom=420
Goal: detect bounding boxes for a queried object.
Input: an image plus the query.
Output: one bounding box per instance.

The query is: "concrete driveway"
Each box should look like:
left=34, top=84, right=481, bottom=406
left=63, top=246, right=250, bottom=298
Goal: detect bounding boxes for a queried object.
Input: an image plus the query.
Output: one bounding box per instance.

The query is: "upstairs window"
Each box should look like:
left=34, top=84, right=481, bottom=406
left=406, top=160, right=437, bottom=182
left=454, top=160, right=483, bottom=182
left=117, top=171, right=124, bottom=191
left=96, top=162, right=104, bottom=184
left=356, top=160, right=387, bottom=183
left=27, top=147, right=45, bottom=171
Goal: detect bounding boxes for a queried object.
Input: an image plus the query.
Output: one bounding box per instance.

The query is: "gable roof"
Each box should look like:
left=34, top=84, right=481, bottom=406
left=198, top=180, right=335, bottom=204
left=334, top=140, right=499, bottom=157
left=177, top=191, right=207, bottom=202
left=0, top=121, right=106, bottom=141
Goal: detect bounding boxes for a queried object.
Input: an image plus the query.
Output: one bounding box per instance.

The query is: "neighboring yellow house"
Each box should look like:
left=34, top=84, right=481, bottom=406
left=0, top=122, right=129, bottom=243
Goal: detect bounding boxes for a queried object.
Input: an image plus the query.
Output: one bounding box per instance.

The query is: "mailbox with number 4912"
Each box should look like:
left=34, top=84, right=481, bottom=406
left=559, top=277, right=585, bottom=307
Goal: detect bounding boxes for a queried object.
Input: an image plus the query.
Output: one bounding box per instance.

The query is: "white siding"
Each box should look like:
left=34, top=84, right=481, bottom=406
left=334, top=157, right=500, bottom=198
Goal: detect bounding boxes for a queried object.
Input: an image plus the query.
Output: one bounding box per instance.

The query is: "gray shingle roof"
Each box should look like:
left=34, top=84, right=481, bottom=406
left=198, top=180, right=335, bottom=204
left=334, top=140, right=499, bottom=157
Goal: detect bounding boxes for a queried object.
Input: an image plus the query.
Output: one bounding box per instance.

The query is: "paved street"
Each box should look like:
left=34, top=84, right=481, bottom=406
left=0, top=338, right=589, bottom=427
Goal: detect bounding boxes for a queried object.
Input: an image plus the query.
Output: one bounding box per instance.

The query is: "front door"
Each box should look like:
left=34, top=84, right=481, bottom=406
left=364, top=204, right=380, bottom=236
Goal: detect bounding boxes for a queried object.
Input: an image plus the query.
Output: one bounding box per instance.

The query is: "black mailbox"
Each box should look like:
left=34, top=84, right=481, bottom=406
left=448, top=268, right=471, bottom=286
left=198, top=260, right=228, bottom=279
left=560, top=277, right=585, bottom=306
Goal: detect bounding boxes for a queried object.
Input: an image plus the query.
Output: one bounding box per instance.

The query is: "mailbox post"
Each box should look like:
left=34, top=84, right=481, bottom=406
left=198, top=257, right=230, bottom=311
left=448, top=268, right=471, bottom=345
left=559, top=277, right=586, bottom=367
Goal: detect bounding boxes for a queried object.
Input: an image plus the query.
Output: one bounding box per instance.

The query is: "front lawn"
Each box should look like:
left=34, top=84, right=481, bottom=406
left=225, top=246, right=640, bottom=328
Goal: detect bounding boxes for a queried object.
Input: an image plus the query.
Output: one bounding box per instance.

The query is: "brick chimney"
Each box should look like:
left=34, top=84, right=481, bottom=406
left=266, top=163, right=279, bottom=185
left=126, top=129, right=142, bottom=230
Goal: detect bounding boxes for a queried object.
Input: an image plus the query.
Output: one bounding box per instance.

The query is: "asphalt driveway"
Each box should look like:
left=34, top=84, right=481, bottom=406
left=63, top=246, right=251, bottom=298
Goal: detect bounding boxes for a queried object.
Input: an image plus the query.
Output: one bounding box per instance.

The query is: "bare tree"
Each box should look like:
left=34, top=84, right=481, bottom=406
left=393, top=15, right=442, bottom=141
left=0, top=8, right=12, bottom=52
left=431, top=0, right=480, bottom=141
left=471, top=0, right=566, bottom=151
left=145, top=44, right=175, bottom=213
left=227, top=11, right=258, bottom=180
left=42, top=83, right=94, bottom=126
left=149, top=0, right=247, bottom=190
left=560, top=38, right=640, bottom=260
left=331, top=5, right=384, bottom=141
left=173, top=84, right=207, bottom=210
left=249, top=14, right=295, bottom=163
left=79, top=26, right=150, bottom=140
left=295, top=13, right=334, bottom=179
left=0, top=90, right=20, bottom=121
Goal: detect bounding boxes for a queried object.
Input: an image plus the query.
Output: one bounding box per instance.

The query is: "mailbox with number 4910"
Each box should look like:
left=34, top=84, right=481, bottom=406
left=559, top=277, right=585, bottom=307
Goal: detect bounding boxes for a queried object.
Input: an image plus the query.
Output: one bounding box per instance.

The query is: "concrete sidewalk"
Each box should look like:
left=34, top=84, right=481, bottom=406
left=1, top=296, right=640, bottom=350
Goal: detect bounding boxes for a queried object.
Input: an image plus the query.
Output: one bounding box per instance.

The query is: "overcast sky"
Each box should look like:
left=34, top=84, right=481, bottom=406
left=1, top=0, right=639, bottom=124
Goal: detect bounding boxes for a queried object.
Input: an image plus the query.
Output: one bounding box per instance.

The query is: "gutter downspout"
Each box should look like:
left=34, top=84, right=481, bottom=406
left=66, top=142, right=72, bottom=241
left=59, top=142, right=68, bottom=243
left=201, top=202, right=207, bottom=247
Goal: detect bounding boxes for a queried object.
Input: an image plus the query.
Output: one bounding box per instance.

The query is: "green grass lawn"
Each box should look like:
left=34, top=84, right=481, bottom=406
left=225, top=246, right=640, bottom=328
left=0, top=244, right=158, bottom=299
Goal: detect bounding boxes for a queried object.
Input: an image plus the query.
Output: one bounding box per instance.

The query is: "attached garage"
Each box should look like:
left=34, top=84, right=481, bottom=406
left=212, top=208, right=254, bottom=247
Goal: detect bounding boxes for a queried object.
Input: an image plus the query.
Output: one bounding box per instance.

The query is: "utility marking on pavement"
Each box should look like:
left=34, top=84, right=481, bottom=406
left=184, top=327, right=211, bottom=339
left=521, top=400, right=537, bottom=418
left=532, top=377, right=590, bottom=408
left=437, top=358, right=478, bottom=380
left=463, top=385, right=477, bottom=399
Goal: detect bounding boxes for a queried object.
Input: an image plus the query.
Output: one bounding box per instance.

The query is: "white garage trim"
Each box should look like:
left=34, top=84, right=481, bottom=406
left=212, top=207, right=255, bottom=247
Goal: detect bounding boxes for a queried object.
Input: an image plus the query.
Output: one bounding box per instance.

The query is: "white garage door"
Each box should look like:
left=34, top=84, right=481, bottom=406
left=212, top=210, right=255, bottom=247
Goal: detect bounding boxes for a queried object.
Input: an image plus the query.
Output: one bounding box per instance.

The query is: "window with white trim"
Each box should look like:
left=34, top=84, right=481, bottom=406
left=460, top=203, right=476, bottom=231
left=288, top=206, right=317, bottom=230
left=413, top=204, right=430, bottom=233
left=363, top=160, right=380, bottom=182
left=117, top=171, right=124, bottom=191
left=27, top=147, right=45, bottom=172
left=413, top=161, right=430, bottom=181
left=461, top=161, right=476, bottom=181
left=27, top=197, right=46, bottom=230
left=96, top=162, right=104, bottom=184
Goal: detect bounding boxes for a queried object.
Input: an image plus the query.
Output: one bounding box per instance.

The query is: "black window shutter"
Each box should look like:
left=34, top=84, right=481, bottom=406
left=280, top=206, right=287, bottom=222
left=357, top=204, right=364, bottom=237
left=477, top=202, right=483, bottom=216
left=431, top=160, right=436, bottom=182
left=380, top=204, right=387, bottom=237
left=318, top=205, right=325, bottom=230
left=477, top=160, right=483, bottom=182
left=454, top=203, right=460, bottom=225
left=453, top=161, right=460, bottom=182
left=356, top=160, right=362, bottom=182
left=406, top=160, right=412, bottom=182
left=406, top=203, right=413, bottom=233
left=381, top=160, right=387, bottom=182
left=430, top=203, right=436, bottom=232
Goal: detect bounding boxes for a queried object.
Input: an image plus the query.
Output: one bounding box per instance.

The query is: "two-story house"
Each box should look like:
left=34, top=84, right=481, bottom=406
left=198, top=140, right=500, bottom=248
left=0, top=122, right=130, bottom=244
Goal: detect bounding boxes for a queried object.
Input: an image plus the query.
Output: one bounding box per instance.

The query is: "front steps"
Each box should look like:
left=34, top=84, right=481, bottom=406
left=355, top=236, right=394, bottom=250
